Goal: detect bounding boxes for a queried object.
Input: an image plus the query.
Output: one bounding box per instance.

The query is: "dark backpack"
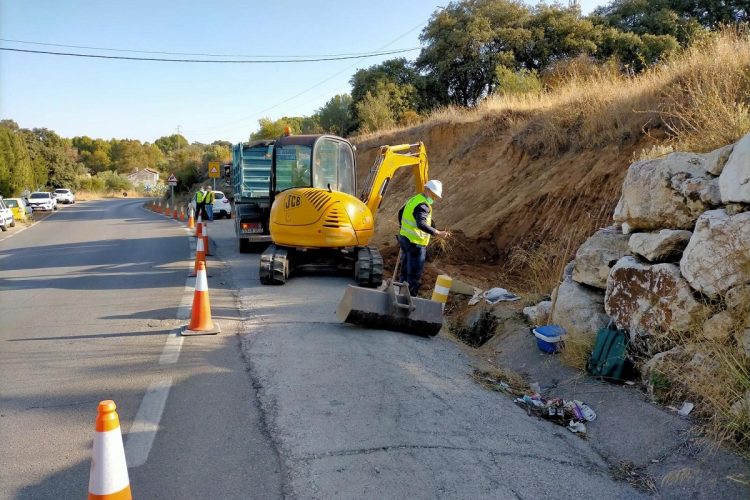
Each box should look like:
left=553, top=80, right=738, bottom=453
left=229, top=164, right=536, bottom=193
left=586, top=323, right=634, bottom=382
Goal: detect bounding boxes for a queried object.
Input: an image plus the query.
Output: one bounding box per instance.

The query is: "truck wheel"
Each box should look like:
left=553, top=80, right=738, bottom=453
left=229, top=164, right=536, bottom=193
left=0, top=224, right=6, bottom=232
left=239, top=238, right=252, bottom=253
left=10, top=219, right=15, bottom=228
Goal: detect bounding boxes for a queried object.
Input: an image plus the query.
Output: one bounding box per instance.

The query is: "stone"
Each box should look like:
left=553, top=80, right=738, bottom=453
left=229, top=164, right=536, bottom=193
left=572, top=228, right=630, bottom=289
left=724, top=203, right=748, bottom=216
left=705, top=143, right=734, bottom=176
left=605, top=256, right=706, bottom=337
left=730, top=390, right=750, bottom=417
left=726, top=285, right=750, bottom=312
left=719, top=132, right=750, bottom=203
left=628, top=229, right=692, bottom=262
left=613, top=153, right=718, bottom=232
left=641, top=346, right=684, bottom=384
left=736, top=328, right=750, bottom=358
left=680, top=210, right=750, bottom=298
left=702, top=311, right=734, bottom=342
left=550, top=277, right=609, bottom=337
left=523, top=300, right=552, bottom=326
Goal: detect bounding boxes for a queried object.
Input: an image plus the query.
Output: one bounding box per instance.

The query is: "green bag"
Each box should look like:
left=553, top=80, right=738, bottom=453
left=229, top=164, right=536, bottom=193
left=587, top=323, right=634, bottom=381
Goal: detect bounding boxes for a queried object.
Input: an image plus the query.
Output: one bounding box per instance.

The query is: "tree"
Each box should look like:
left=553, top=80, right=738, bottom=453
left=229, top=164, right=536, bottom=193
left=0, top=124, right=35, bottom=196
left=154, top=134, right=188, bottom=155
left=250, top=116, right=307, bottom=140
left=109, top=139, right=147, bottom=174
left=317, top=94, right=354, bottom=136
left=417, top=0, right=533, bottom=106
left=356, top=89, right=396, bottom=132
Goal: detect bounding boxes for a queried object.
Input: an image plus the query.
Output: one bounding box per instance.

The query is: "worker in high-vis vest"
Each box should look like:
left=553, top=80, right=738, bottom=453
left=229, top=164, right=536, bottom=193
left=195, top=186, right=209, bottom=220
left=397, top=179, right=449, bottom=296
left=204, top=185, right=215, bottom=221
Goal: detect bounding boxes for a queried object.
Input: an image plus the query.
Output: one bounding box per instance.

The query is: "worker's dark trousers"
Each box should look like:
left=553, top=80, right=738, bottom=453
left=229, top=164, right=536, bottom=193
left=398, top=235, right=426, bottom=296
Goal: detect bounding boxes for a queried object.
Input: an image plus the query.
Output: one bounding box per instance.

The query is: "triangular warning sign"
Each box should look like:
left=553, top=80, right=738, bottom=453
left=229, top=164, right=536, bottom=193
left=167, top=174, right=177, bottom=182
left=210, top=166, right=218, bottom=174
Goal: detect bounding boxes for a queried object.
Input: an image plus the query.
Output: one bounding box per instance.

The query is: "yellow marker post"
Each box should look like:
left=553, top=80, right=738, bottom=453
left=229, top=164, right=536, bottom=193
left=431, top=274, right=453, bottom=310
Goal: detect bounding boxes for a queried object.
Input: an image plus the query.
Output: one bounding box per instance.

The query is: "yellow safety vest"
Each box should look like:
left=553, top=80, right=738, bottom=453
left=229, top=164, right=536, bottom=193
left=205, top=191, right=214, bottom=203
left=195, top=191, right=206, bottom=203
left=400, top=193, right=433, bottom=246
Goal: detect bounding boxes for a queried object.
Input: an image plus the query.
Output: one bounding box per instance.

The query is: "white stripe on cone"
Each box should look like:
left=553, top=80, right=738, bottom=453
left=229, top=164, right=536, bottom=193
left=196, top=237, right=204, bottom=253
left=89, top=428, right=130, bottom=495
left=195, top=267, right=208, bottom=292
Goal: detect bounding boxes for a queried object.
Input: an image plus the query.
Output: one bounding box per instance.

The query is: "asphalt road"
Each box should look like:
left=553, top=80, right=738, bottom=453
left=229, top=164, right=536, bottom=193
left=0, top=199, right=281, bottom=499
left=1, top=198, right=649, bottom=499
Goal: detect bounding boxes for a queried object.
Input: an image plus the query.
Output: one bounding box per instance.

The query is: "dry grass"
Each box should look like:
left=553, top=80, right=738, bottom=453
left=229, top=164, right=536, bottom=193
left=357, top=29, right=750, bottom=157
left=559, top=327, right=599, bottom=371
left=75, top=189, right=141, bottom=201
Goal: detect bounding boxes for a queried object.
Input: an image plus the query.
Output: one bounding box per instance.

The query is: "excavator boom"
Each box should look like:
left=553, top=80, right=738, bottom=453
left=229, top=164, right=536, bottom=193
left=359, top=143, right=429, bottom=215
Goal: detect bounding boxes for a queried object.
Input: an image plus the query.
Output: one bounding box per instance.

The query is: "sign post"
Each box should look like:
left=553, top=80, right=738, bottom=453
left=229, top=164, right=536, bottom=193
left=208, top=161, right=220, bottom=191
left=167, top=173, right=178, bottom=209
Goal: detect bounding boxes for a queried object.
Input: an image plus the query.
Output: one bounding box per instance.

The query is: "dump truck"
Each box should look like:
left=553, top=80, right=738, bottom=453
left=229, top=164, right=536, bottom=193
left=260, top=136, right=431, bottom=288
left=232, top=140, right=275, bottom=253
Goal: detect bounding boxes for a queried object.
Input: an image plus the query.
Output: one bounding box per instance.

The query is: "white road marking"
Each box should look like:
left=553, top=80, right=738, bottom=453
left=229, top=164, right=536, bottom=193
left=124, top=379, right=172, bottom=468
left=159, top=330, right=185, bottom=365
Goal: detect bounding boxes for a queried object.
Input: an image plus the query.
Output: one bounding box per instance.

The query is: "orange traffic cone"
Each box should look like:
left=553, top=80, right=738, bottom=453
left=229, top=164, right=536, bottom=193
left=187, top=209, right=195, bottom=229
left=172, top=207, right=178, bottom=219
left=189, top=236, right=206, bottom=277
left=88, top=400, right=132, bottom=500
left=182, top=261, right=220, bottom=336
left=194, top=214, right=202, bottom=238
left=202, top=221, right=212, bottom=256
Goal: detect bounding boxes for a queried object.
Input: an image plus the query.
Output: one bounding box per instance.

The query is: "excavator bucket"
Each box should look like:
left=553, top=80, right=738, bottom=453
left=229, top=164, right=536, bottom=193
left=336, top=281, right=444, bottom=337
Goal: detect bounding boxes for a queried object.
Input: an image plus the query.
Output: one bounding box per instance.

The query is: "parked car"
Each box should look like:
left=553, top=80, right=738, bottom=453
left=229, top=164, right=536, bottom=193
left=28, top=191, right=58, bottom=211
left=0, top=197, right=15, bottom=231
left=212, top=191, right=232, bottom=219
left=53, top=188, right=76, bottom=204
left=4, top=197, right=32, bottom=222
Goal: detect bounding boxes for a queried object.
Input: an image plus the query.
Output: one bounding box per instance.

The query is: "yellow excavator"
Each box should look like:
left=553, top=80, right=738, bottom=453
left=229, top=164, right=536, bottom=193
left=259, top=134, right=430, bottom=286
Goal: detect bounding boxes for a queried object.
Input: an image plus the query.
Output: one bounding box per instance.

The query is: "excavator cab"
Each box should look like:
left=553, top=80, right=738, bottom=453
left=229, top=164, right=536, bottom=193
left=271, top=135, right=356, bottom=196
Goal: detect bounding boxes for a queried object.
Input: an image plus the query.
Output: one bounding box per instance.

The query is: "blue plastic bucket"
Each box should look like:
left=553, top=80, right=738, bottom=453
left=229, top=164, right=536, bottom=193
left=533, top=325, right=565, bottom=354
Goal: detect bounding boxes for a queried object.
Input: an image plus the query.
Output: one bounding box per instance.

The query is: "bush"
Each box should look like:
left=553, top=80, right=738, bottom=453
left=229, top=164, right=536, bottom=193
left=495, top=66, right=543, bottom=95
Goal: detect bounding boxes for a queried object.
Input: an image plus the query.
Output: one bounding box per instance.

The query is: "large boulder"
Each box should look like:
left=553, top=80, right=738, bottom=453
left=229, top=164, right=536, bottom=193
left=628, top=229, right=692, bottom=262
left=605, top=257, right=706, bottom=337
left=680, top=210, right=750, bottom=298
left=705, top=144, right=735, bottom=176
left=702, top=311, right=734, bottom=342
left=551, top=277, right=609, bottom=337
left=719, top=132, right=750, bottom=202
left=572, top=228, right=630, bottom=289
left=613, top=153, right=719, bottom=233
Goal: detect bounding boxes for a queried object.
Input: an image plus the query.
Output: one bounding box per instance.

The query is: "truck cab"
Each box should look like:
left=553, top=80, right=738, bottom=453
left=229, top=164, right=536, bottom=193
left=232, top=140, right=274, bottom=253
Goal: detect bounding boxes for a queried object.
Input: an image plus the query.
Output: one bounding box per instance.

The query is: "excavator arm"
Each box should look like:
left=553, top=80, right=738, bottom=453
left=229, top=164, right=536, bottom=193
left=359, top=143, right=429, bottom=216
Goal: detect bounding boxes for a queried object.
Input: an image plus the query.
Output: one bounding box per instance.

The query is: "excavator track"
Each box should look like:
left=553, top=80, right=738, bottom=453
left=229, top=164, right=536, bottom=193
left=354, top=246, right=384, bottom=288
left=259, top=244, right=289, bottom=285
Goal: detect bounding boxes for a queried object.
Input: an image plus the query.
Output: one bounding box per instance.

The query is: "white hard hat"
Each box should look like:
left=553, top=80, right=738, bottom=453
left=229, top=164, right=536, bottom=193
left=424, top=179, right=443, bottom=199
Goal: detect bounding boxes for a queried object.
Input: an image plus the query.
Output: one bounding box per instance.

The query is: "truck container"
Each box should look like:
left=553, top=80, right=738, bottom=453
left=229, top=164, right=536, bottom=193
left=232, top=140, right=274, bottom=253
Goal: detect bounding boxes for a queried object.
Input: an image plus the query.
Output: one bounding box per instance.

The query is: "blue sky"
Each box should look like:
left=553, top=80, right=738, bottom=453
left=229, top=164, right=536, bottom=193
left=0, top=1, right=605, bottom=144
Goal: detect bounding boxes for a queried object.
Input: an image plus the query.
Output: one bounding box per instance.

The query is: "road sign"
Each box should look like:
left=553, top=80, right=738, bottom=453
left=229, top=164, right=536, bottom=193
left=223, top=163, right=231, bottom=178
left=208, top=161, right=220, bottom=178
left=167, top=174, right=178, bottom=186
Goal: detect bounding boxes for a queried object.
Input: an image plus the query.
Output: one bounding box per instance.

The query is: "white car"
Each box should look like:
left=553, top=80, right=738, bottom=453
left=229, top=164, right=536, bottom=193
left=53, top=188, right=76, bottom=204
left=212, top=191, right=232, bottom=219
left=0, top=197, right=15, bottom=231
left=28, top=192, right=58, bottom=211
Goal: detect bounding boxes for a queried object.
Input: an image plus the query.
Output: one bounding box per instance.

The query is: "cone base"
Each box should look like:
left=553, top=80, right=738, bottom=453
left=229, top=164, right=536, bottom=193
left=181, top=323, right=221, bottom=336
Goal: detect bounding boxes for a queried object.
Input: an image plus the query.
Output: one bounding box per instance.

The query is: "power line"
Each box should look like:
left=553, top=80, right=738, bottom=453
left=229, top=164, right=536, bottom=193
left=186, top=16, right=432, bottom=138
left=0, top=46, right=420, bottom=63
left=0, top=37, right=415, bottom=59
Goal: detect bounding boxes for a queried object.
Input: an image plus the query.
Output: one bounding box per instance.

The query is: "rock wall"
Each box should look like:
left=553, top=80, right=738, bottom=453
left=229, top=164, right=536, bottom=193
left=527, top=132, right=750, bottom=358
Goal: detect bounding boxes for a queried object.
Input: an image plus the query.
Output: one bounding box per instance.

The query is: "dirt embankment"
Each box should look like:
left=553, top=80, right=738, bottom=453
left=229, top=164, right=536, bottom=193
left=354, top=115, right=645, bottom=288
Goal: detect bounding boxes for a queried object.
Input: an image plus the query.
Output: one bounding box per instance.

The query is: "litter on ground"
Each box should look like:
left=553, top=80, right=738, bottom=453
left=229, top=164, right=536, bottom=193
left=514, top=393, right=597, bottom=436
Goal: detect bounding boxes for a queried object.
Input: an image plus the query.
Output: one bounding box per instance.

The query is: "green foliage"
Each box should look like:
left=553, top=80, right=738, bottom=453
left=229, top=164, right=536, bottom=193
left=154, top=134, right=188, bottom=155
left=0, top=124, right=35, bottom=196
left=317, top=94, right=354, bottom=136
left=356, top=88, right=396, bottom=132
left=96, top=171, right=133, bottom=192
left=251, top=116, right=301, bottom=140
left=495, top=66, right=542, bottom=95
